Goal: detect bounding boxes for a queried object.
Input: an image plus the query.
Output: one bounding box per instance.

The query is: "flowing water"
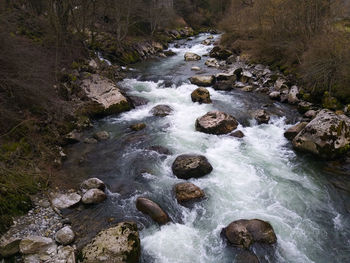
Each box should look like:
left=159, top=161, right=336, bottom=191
left=62, top=34, right=350, bottom=263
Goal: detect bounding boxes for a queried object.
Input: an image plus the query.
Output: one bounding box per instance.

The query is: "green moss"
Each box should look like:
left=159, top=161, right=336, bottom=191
left=322, top=92, right=343, bottom=110
left=122, top=51, right=141, bottom=64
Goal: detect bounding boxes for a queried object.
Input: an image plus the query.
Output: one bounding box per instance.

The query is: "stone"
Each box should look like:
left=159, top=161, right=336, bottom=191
left=130, top=123, right=146, bottom=131
left=172, top=154, right=213, bottom=179
left=230, top=130, right=245, bottom=138
left=241, top=86, right=253, bottom=92
left=196, top=111, right=239, bottom=135
left=191, top=66, right=201, bottom=71
left=298, top=101, right=314, bottom=114
left=174, top=182, right=205, bottom=203
left=304, top=110, right=317, bottom=119
left=81, top=178, right=106, bottom=192
left=56, top=245, right=76, bottom=263
left=293, top=109, right=350, bottom=159
left=207, top=35, right=214, bottom=39
left=150, top=105, right=173, bottom=117
left=288, top=86, right=299, bottom=104
left=89, top=59, right=98, bottom=69
left=82, top=222, right=140, bottom=263
left=148, top=145, right=171, bottom=155
left=284, top=122, right=308, bottom=141
left=184, top=52, right=201, bottom=61
left=93, top=131, right=110, bottom=141
left=50, top=192, right=81, bottom=209
left=128, top=96, right=149, bottom=107
left=216, top=72, right=236, bottom=81
left=205, top=58, right=219, bottom=68
left=223, top=219, right=277, bottom=249
left=235, top=250, right=259, bottom=263
left=0, top=237, right=21, bottom=258
left=274, top=78, right=288, bottom=90
left=191, top=87, right=212, bottom=104
left=164, top=50, right=176, bottom=56
left=189, top=75, right=215, bottom=87
left=209, top=46, right=233, bottom=60
left=80, top=74, right=131, bottom=117
left=55, top=226, right=75, bottom=245
left=226, top=55, right=237, bottom=64
left=84, top=138, right=98, bottom=144
left=213, top=81, right=233, bottom=91
left=269, top=91, right=281, bottom=100
left=19, top=236, right=57, bottom=255
left=254, top=110, right=270, bottom=124
left=201, top=39, right=211, bottom=45
left=240, top=71, right=253, bottom=84
left=82, top=189, right=107, bottom=205
left=136, top=198, right=170, bottom=225
left=64, top=130, right=82, bottom=144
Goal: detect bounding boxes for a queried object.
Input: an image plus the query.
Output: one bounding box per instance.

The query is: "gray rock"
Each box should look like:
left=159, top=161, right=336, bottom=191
left=93, top=131, right=110, bottom=141
left=288, top=86, right=299, bottom=104
left=172, top=154, right=213, bottom=179
left=254, top=110, right=270, bottom=124
left=304, top=110, right=317, bottom=119
left=150, top=105, right=173, bottom=117
left=184, top=52, right=201, bottom=61
left=191, top=66, right=201, bottom=71
left=19, top=236, right=57, bottom=258
left=269, top=91, right=281, bottom=100
left=189, top=75, right=215, bottom=87
left=196, top=111, right=239, bottom=135
left=81, top=178, right=105, bottom=193
left=205, top=58, right=219, bottom=68
left=50, top=192, right=81, bottom=209
left=82, top=189, right=107, bottom=205
left=274, top=78, right=288, bottom=90
left=284, top=122, right=308, bottom=141
left=56, top=245, right=76, bottom=263
left=136, top=198, right=170, bottom=225
left=55, top=226, right=75, bottom=245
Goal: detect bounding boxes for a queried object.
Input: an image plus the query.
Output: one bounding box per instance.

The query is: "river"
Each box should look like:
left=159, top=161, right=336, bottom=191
left=61, top=33, right=350, bottom=263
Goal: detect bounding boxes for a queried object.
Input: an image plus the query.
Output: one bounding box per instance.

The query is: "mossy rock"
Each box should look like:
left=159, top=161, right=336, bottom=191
left=322, top=92, right=343, bottom=110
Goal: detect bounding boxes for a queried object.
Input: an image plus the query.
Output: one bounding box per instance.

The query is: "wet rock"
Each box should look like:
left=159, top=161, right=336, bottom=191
left=288, top=86, right=299, bottom=104
left=50, top=192, right=81, bottom=209
left=84, top=137, right=98, bottom=144
left=269, top=91, right=281, bottom=100
left=174, top=182, right=205, bottom=203
left=254, top=110, right=270, bottom=124
left=172, top=154, right=213, bottom=179
left=93, top=131, right=110, bottom=141
left=55, top=226, right=75, bottom=245
left=158, top=52, right=166, bottom=58
left=136, top=198, right=170, bottom=225
left=64, top=130, right=82, bottom=144
left=148, top=145, right=171, bottom=155
left=129, top=95, right=149, bottom=107
left=298, top=101, right=314, bottom=114
left=19, top=236, right=57, bottom=256
left=0, top=237, right=21, bottom=258
left=82, top=189, right=107, bottom=205
left=235, top=250, right=259, bottom=263
left=150, top=104, right=173, bottom=117
left=201, top=39, right=211, bottom=45
left=81, top=178, right=106, bottom=192
left=184, top=52, right=201, bottom=61
left=80, top=74, right=131, bottom=117
left=209, top=46, right=233, bottom=60
left=164, top=50, right=176, bottom=57
left=223, top=219, right=277, bottom=249
left=230, top=130, right=245, bottom=138
left=284, top=122, right=308, bottom=140
left=213, top=81, right=233, bottom=91
left=130, top=123, right=146, bottom=131
left=191, top=87, right=212, bottom=104
left=293, top=109, right=350, bottom=159
left=205, top=58, right=219, bottom=68
left=82, top=222, right=140, bottom=263
left=304, top=110, right=317, bottom=119
left=189, top=75, right=215, bottom=87
left=191, top=66, right=201, bottom=71
left=196, top=111, right=239, bottom=135
left=242, top=86, right=253, bottom=92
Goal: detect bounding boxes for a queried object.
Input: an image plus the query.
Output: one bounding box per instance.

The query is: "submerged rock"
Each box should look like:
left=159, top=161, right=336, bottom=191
left=148, top=145, right=171, bottom=155
left=293, top=110, right=350, bottom=159
left=93, top=131, right=110, bottom=141
left=50, top=192, right=81, bottom=209
left=230, top=130, right=245, bottom=138
left=136, top=198, right=170, bottom=225
left=196, top=111, right=238, bottom=135
left=82, top=222, right=140, bottom=263
left=189, top=75, right=215, bottom=87
left=174, top=182, right=205, bottom=204
left=284, top=122, right=308, bottom=141
left=209, top=46, right=232, bottom=60
left=128, top=95, right=149, bottom=107
left=164, top=50, right=176, bottom=57
left=55, top=226, right=75, bottom=245
left=82, top=189, right=107, bottom=205
left=150, top=105, right=173, bottom=117
left=172, top=154, right=213, bottom=179
left=184, top=52, right=201, bottom=61
left=223, top=219, right=277, bottom=249
left=130, top=123, right=146, bottom=131
left=254, top=110, right=270, bottom=124
left=191, top=87, right=212, bottom=104
left=81, top=178, right=106, bottom=192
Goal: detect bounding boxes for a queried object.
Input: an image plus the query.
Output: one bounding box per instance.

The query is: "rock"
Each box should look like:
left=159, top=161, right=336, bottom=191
left=226, top=55, right=237, bottom=64
left=191, top=87, right=212, bottom=104
left=0, top=237, right=21, bottom=258
left=196, top=111, right=239, bottom=135
left=205, top=58, right=219, bottom=68
left=207, top=35, right=214, bottom=39
left=284, top=122, right=308, bottom=140
left=223, top=219, right=277, bottom=249
left=254, top=110, right=270, bottom=124
left=130, top=123, right=146, bottom=131
left=64, top=130, right=82, bottom=144
left=89, top=59, right=98, bottom=69
left=82, top=222, right=140, bottom=263
left=174, top=182, right=205, bottom=203
left=136, top=198, right=170, bottom=225
left=216, top=72, right=236, bottom=81
left=158, top=52, right=166, bottom=58
left=56, top=245, right=75, bottom=263
left=288, top=86, right=299, bottom=104
left=184, top=52, right=201, bottom=61
left=172, top=154, right=213, bottom=179
left=82, top=189, right=107, bottom=205
left=50, top=192, right=81, bottom=209
left=201, top=39, right=211, bottom=45
left=293, top=109, right=350, bottom=159
left=230, top=130, right=245, bottom=138
left=55, top=226, right=75, bottom=245
left=269, top=91, right=281, bottom=100
left=274, top=78, right=288, bottom=90
left=129, top=95, right=149, bottom=107
left=241, top=86, right=253, bottom=92
left=93, top=131, right=110, bottom=141
left=213, top=81, right=233, bottom=91
left=84, top=138, right=98, bottom=144
left=164, top=50, right=176, bottom=56
left=322, top=92, right=343, bottom=110
left=304, top=110, right=317, bottom=119
left=80, top=74, right=131, bottom=117
left=148, top=145, right=171, bottom=155
left=189, top=75, right=215, bottom=87
left=298, top=101, right=314, bottom=114
left=19, top=236, right=57, bottom=256
left=191, top=66, right=201, bottom=71
left=240, top=71, right=253, bottom=84
left=235, top=250, right=259, bottom=263
left=150, top=105, right=173, bottom=117
left=81, top=178, right=106, bottom=192
left=209, top=46, right=233, bottom=60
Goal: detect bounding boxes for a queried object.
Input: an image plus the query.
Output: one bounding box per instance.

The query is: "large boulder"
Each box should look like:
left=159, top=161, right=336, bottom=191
left=82, top=189, right=107, bottom=205
left=0, top=237, right=21, bottom=258
left=50, top=192, right=81, bottom=209
left=184, top=52, right=201, bottom=61
left=81, top=178, right=106, bottom=192
left=82, top=222, right=140, bottom=263
left=284, top=122, right=308, bottom=141
left=172, top=154, right=213, bottom=179
left=191, top=87, right=212, bottom=104
left=196, top=111, right=238, bottom=135
left=292, top=110, right=350, bottom=158
left=223, top=219, right=277, bottom=249
left=55, top=226, right=75, bottom=245
left=209, top=46, right=233, bottom=60
left=136, top=198, right=170, bottom=225
left=189, top=75, right=215, bottom=87
left=150, top=105, right=173, bottom=117
left=174, top=182, right=205, bottom=204
left=254, top=110, right=270, bottom=124
left=80, top=74, right=131, bottom=117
